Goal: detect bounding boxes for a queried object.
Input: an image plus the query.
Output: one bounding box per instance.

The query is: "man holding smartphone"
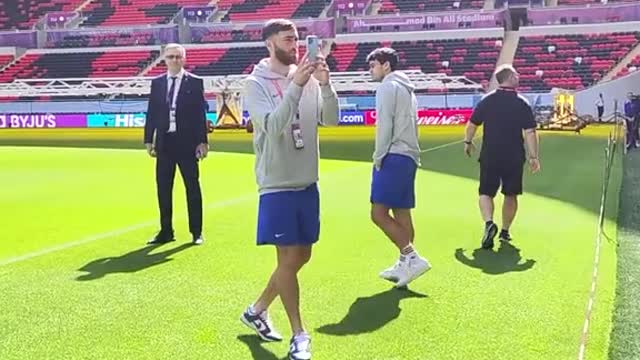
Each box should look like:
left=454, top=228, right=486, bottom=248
left=239, top=19, right=339, bottom=360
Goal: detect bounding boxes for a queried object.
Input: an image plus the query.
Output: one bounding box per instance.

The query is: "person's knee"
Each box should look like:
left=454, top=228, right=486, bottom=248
left=300, top=249, right=312, bottom=266
left=503, top=194, right=519, bottom=205
left=391, top=208, right=411, bottom=225
left=278, top=247, right=311, bottom=271
left=186, top=182, right=201, bottom=192
left=370, top=205, right=388, bottom=225
left=479, top=194, right=495, bottom=201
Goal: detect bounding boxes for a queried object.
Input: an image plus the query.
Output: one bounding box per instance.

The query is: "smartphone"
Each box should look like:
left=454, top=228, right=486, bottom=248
left=306, top=35, right=319, bottom=61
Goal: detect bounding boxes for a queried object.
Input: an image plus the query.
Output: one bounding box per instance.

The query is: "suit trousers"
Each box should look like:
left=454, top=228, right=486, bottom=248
left=156, top=133, right=203, bottom=236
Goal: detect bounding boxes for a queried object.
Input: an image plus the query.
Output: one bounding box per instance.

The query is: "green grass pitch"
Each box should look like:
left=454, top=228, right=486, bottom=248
left=0, top=125, right=622, bottom=359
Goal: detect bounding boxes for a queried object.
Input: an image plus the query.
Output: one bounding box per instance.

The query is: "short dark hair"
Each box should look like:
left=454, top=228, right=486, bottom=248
left=366, top=47, right=399, bottom=71
left=262, top=19, right=296, bottom=41
left=495, top=64, right=517, bottom=84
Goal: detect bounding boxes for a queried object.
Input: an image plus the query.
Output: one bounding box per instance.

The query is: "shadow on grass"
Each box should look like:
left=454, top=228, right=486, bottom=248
left=76, top=243, right=193, bottom=281
left=316, top=288, right=427, bottom=336
left=454, top=241, right=536, bottom=275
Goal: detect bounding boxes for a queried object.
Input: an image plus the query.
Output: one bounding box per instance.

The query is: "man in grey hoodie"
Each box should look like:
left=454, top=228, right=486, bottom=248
left=367, top=47, right=431, bottom=288
left=239, top=19, right=339, bottom=360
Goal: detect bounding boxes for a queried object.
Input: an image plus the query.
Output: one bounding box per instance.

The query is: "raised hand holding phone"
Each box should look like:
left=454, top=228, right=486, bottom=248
left=306, top=35, right=318, bottom=62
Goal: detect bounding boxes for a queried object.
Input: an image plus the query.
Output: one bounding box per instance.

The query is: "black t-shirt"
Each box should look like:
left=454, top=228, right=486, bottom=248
left=470, top=88, right=537, bottom=164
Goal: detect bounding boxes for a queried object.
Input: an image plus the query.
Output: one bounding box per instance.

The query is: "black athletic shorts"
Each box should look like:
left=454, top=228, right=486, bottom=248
left=479, top=159, right=524, bottom=197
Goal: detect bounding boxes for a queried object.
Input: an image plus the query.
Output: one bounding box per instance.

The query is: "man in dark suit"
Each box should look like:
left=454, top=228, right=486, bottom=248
left=144, top=43, right=209, bottom=246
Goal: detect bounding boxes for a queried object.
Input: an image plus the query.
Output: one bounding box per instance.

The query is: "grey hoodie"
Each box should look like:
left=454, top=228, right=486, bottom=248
left=243, top=58, right=340, bottom=193
left=373, top=71, right=421, bottom=168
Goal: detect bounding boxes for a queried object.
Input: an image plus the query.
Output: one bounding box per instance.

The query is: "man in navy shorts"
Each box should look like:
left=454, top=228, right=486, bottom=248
left=463, top=64, right=541, bottom=250
left=239, top=19, right=339, bottom=360
left=367, top=47, right=431, bottom=288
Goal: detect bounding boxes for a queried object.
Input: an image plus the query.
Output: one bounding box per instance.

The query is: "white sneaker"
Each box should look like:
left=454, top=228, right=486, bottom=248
left=240, top=305, right=283, bottom=342
left=379, top=260, right=402, bottom=282
left=395, top=256, right=431, bottom=288
left=289, top=332, right=311, bottom=360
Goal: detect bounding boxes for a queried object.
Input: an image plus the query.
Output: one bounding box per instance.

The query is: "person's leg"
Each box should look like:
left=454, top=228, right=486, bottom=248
left=255, top=183, right=318, bottom=317
left=372, top=155, right=429, bottom=285
left=253, top=271, right=278, bottom=314
left=373, top=204, right=413, bottom=282
left=479, top=195, right=495, bottom=223
left=274, top=245, right=312, bottom=335
left=626, top=119, right=633, bottom=149
left=390, top=158, right=418, bottom=253
left=177, top=155, right=203, bottom=241
left=392, top=208, right=414, bottom=246
left=247, top=248, right=312, bottom=339
left=371, top=204, right=411, bottom=250
left=479, top=160, right=499, bottom=249
left=154, top=153, right=177, bottom=241
left=499, top=162, right=525, bottom=241
left=598, top=106, right=604, bottom=122
left=391, top=208, right=431, bottom=287
left=370, top=154, right=415, bottom=251
left=282, top=185, right=319, bottom=360
left=500, top=195, right=518, bottom=240
left=241, top=191, right=297, bottom=342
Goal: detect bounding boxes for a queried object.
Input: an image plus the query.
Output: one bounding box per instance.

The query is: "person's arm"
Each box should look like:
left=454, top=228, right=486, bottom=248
left=312, top=54, right=339, bottom=126
left=464, top=122, right=478, bottom=144
left=319, top=83, right=339, bottom=126
left=522, top=103, right=540, bottom=173
left=463, top=99, right=485, bottom=156
left=196, top=78, right=208, bottom=145
left=194, top=78, right=209, bottom=159
left=243, top=78, right=302, bottom=138
left=525, top=129, right=539, bottom=158
left=372, top=82, right=395, bottom=169
left=144, top=79, right=157, bottom=156
left=243, top=61, right=316, bottom=138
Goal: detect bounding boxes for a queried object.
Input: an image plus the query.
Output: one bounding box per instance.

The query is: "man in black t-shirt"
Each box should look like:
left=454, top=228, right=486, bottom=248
left=463, top=64, right=541, bottom=250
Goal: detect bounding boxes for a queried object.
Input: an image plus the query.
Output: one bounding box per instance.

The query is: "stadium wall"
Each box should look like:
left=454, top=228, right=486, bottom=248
left=574, top=71, right=640, bottom=119
left=0, top=93, right=553, bottom=114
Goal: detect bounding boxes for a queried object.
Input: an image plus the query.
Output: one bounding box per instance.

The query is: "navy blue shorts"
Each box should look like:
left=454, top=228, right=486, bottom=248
left=257, top=183, right=320, bottom=246
left=479, top=159, right=524, bottom=197
left=370, top=153, right=417, bottom=209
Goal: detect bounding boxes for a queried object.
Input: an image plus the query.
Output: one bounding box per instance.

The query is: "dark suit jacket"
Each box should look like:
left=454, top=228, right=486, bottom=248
left=144, top=72, right=208, bottom=154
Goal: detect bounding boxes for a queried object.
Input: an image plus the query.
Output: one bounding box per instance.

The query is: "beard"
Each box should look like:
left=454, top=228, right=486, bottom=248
left=274, top=45, right=297, bottom=66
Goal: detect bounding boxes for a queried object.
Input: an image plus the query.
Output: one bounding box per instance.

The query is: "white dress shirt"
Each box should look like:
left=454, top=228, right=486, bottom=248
left=167, top=68, right=185, bottom=133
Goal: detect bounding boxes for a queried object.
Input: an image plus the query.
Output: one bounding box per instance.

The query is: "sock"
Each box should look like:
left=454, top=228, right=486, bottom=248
left=400, top=244, right=418, bottom=261
left=248, top=304, right=260, bottom=315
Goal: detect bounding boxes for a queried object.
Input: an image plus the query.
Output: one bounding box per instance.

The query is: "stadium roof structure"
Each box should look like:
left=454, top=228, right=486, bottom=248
left=0, top=70, right=482, bottom=97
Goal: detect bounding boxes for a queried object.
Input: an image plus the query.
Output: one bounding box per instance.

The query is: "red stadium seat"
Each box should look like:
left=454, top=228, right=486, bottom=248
left=378, top=0, right=483, bottom=14
left=0, top=0, right=85, bottom=30
left=514, top=31, right=640, bottom=91
left=218, top=0, right=330, bottom=22
left=0, top=50, right=159, bottom=82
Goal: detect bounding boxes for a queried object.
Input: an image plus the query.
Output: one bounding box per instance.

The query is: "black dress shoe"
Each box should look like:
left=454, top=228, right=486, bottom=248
left=147, top=231, right=175, bottom=245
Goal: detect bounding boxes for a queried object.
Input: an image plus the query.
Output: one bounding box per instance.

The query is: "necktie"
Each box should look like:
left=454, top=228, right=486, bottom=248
left=166, top=76, right=177, bottom=107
